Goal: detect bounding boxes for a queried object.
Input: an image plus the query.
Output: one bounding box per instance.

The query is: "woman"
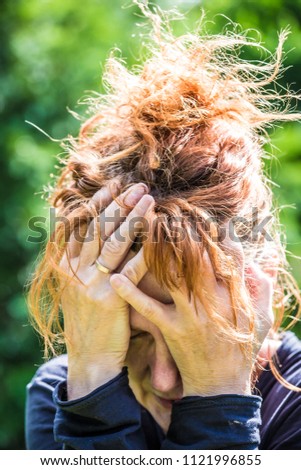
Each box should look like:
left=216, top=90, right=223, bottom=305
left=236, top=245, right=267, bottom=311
left=26, top=7, right=301, bottom=449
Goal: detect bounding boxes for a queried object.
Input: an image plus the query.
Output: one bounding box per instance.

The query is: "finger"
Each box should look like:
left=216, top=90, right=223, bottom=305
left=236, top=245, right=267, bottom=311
left=78, top=183, right=148, bottom=267
left=97, top=195, right=154, bottom=271
left=59, top=251, right=82, bottom=281
left=98, top=183, right=148, bottom=244
left=169, top=250, right=218, bottom=308
left=68, top=186, right=113, bottom=259
left=78, top=217, right=103, bottom=266
left=110, top=272, right=167, bottom=327
left=120, top=247, right=148, bottom=285
left=67, top=222, right=90, bottom=259
left=90, top=179, right=120, bottom=212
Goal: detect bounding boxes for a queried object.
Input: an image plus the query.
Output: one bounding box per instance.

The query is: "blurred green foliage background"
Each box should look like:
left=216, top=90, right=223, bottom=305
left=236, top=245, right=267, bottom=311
left=1, top=0, right=301, bottom=449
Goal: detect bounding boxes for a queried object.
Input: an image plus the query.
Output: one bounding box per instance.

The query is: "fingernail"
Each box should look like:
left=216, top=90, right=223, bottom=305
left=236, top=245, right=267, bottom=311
left=124, top=184, right=148, bottom=206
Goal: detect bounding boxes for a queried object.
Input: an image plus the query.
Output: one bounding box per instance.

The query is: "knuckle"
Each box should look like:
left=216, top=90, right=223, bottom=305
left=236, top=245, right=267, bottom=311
left=98, top=287, right=114, bottom=305
left=142, top=300, right=163, bottom=325
left=103, top=236, right=121, bottom=255
left=143, top=301, right=155, bottom=318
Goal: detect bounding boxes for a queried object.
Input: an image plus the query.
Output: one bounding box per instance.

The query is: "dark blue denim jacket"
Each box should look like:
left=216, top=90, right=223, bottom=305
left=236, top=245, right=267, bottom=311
left=26, top=332, right=301, bottom=450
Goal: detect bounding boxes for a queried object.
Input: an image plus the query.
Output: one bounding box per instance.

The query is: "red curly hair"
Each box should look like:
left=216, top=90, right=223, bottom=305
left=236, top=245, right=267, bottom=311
left=28, top=5, right=300, bottom=387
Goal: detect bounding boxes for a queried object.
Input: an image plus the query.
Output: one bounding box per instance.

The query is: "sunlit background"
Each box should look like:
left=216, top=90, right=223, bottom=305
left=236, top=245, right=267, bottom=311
left=1, top=0, right=301, bottom=449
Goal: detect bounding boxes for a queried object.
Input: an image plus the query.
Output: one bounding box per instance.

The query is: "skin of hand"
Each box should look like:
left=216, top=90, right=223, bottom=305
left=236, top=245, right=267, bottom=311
left=110, top=236, right=274, bottom=398
left=59, top=183, right=154, bottom=400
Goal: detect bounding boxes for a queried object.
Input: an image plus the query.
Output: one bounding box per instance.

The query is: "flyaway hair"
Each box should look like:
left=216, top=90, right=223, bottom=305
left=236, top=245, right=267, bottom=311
left=27, top=3, right=301, bottom=389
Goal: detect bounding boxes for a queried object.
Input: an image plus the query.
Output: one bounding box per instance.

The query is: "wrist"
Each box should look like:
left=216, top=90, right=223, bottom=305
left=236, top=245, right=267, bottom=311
left=67, top=361, right=123, bottom=400
left=183, top=378, right=252, bottom=397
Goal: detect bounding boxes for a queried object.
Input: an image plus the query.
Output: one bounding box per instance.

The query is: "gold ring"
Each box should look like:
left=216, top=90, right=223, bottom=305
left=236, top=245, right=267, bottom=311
left=95, top=259, right=112, bottom=274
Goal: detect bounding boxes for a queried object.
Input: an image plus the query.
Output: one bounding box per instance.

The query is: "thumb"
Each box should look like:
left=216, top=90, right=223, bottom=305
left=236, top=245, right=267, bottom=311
left=110, top=274, right=166, bottom=327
